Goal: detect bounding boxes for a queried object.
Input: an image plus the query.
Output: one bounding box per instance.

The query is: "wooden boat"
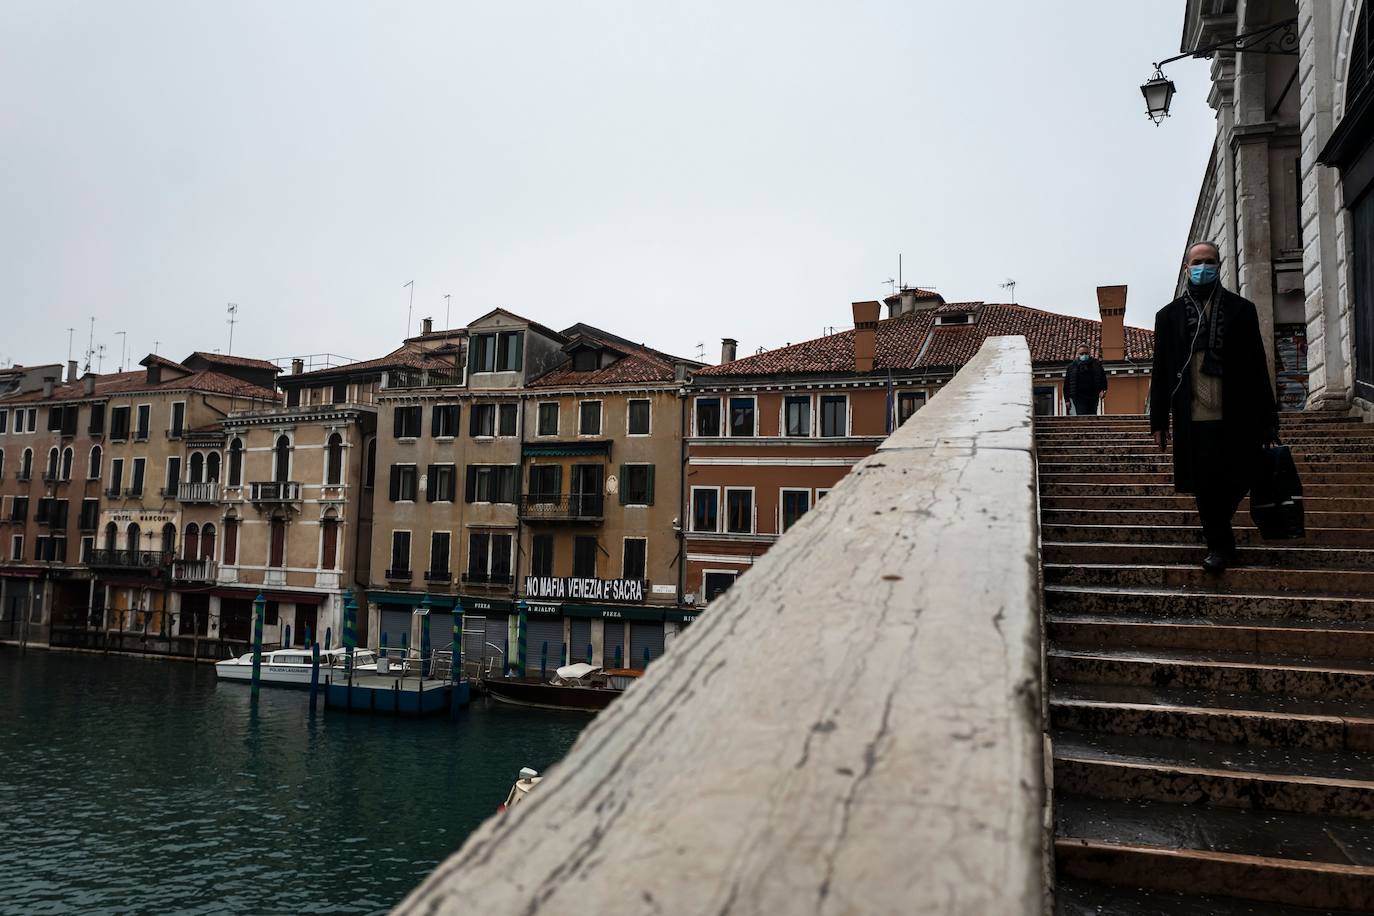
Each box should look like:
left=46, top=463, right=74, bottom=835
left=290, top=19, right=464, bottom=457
left=482, top=663, right=636, bottom=711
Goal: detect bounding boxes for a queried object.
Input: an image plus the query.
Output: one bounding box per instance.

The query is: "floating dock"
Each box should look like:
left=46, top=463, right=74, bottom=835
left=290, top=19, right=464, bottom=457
left=325, top=676, right=471, bottom=717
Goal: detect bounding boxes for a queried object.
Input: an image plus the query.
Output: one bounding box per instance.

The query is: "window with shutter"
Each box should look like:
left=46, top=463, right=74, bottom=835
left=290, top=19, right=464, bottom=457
left=389, top=465, right=402, bottom=501
left=622, top=538, right=647, bottom=580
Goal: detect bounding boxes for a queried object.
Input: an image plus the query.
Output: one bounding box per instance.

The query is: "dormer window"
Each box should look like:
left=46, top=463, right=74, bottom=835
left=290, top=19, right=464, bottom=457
left=935, top=313, right=972, bottom=326
left=572, top=348, right=599, bottom=372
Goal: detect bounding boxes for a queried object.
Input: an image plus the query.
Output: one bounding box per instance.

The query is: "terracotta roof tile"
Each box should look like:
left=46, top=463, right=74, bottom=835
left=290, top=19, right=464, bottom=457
left=289, top=345, right=460, bottom=382
left=695, top=303, right=1153, bottom=378
left=186, top=351, right=280, bottom=371
left=527, top=325, right=700, bottom=388
left=5, top=368, right=279, bottom=403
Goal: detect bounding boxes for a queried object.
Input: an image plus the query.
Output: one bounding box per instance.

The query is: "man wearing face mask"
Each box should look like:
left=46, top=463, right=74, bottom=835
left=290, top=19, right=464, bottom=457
left=1064, top=343, right=1108, bottom=415
left=1149, top=241, right=1279, bottom=573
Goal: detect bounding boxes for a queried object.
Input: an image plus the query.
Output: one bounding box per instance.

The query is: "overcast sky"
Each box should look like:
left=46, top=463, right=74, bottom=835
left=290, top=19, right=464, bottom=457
left=1, top=1, right=1216, bottom=371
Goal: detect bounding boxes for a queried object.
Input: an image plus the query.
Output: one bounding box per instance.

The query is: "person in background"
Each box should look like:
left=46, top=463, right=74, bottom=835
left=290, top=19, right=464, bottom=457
left=1150, top=240, right=1278, bottom=573
left=1064, top=343, right=1107, bottom=415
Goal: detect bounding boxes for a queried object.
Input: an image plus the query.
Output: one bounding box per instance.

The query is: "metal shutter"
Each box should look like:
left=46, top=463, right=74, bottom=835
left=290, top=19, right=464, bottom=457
left=630, top=622, right=665, bottom=670
left=427, top=611, right=455, bottom=667
left=482, top=615, right=509, bottom=673
left=527, top=618, right=565, bottom=678
left=605, top=621, right=626, bottom=669
left=569, top=619, right=592, bottom=665
left=380, top=609, right=411, bottom=652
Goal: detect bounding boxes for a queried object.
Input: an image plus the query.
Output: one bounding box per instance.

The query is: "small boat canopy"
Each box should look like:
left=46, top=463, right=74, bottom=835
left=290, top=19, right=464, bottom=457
left=555, top=662, right=602, bottom=680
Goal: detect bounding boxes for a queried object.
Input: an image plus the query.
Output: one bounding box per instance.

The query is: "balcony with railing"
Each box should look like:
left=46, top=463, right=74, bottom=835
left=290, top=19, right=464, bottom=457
left=381, top=365, right=466, bottom=390
left=89, top=549, right=174, bottom=574
left=171, top=558, right=218, bottom=583
left=385, top=567, right=412, bottom=582
left=177, top=481, right=221, bottom=504
left=517, top=494, right=605, bottom=522
left=424, top=569, right=453, bottom=583
left=460, top=571, right=514, bottom=587
left=248, top=481, right=302, bottom=505
left=392, top=338, right=1046, bottom=915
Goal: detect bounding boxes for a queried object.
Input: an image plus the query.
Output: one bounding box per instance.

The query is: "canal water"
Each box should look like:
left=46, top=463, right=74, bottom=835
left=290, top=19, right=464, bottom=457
left=0, top=649, right=587, bottom=915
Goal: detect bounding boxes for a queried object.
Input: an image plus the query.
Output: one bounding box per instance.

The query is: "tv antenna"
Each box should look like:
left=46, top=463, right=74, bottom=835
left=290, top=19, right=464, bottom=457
left=83, top=317, right=95, bottom=373
left=66, top=327, right=75, bottom=365
left=403, top=280, right=415, bottom=337
left=443, top=293, right=451, bottom=331
left=116, top=331, right=127, bottom=372
left=227, top=303, right=239, bottom=355
left=882, top=277, right=896, bottom=295
left=999, top=278, right=1017, bottom=303
left=695, top=341, right=705, bottom=362
left=96, top=344, right=106, bottom=373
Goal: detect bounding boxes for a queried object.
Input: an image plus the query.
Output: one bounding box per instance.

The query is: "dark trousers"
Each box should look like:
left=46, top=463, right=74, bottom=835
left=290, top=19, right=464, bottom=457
left=1188, top=420, right=1250, bottom=556
left=1071, top=394, right=1100, bottom=415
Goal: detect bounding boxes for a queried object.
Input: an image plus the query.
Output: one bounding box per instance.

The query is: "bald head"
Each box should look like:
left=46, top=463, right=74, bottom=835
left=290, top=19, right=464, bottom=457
left=1186, top=241, right=1221, bottom=265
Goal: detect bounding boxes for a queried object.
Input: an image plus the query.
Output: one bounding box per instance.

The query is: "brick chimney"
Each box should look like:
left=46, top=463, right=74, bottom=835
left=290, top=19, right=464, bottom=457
left=720, top=338, right=737, bottom=364
left=291, top=358, right=304, bottom=375
left=67, top=360, right=78, bottom=383
left=1096, top=285, right=1127, bottom=362
left=83, top=374, right=96, bottom=396
left=42, top=376, right=55, bottom=398
left=852, top=301, right=881, bottom=373
left=421, top=317, right=433, bottom=335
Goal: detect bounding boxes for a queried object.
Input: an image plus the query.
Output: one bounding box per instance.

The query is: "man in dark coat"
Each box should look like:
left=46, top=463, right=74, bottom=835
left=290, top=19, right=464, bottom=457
left=1064, top=344, right=1108, bottom=415
left=1150, top=241, right=1278, bottom=572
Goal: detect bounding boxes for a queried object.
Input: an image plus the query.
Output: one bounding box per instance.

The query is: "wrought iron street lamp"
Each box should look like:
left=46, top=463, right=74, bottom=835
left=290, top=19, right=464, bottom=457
left=1141, top=17, right=1297, bottom=124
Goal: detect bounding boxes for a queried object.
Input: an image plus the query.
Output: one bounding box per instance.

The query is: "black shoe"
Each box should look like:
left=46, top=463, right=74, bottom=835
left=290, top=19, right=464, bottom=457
left=1202, top=552, right=1228, bottom=573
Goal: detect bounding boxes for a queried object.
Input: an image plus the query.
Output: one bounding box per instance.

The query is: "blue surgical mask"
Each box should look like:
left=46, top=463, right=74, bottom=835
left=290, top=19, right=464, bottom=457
left=1078, top=354, right=1090, bottom=362
left=1189, top=263, right=1219, bottom=286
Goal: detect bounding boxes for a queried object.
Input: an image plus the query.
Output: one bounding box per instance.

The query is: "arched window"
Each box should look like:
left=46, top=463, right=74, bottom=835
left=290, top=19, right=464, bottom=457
left=320, top=513, right=339, bottom=570
left=228, top=438, right=243, bottom=486
left=207, top=452, right=221, bottom=483
left=126, top=523, right=141, bottom=554
left=88, top=445, right=102, bottom=480
left=161, top=523, right=176, bottom=556
left=46, top=447, right=59, bottom=479
left=326, top=433, right=343, bottom=485
left=61, top=447, right=73, bottom=481
left=183, top=523, right=200, bottom=560
left=364, top=438, right=376, bottom=488
left=273, top=435, right=291, bottom=483
left=21, top=448, right=32, bottom=479
left=103, top=522, right=118, bottom=552
left=223, top=516, right=238, bottom=565
left=189, top=452, right=204, bottom=484
left=201, top=523, right=216, bottom=561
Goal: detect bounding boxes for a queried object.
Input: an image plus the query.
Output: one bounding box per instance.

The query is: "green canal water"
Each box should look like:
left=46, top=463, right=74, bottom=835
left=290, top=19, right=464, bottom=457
left=0, top=649, right=587, bottom=915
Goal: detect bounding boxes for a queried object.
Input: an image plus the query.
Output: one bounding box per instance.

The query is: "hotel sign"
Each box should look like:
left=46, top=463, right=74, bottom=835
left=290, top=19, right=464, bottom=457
left=523, top=576, right=646, bottom=603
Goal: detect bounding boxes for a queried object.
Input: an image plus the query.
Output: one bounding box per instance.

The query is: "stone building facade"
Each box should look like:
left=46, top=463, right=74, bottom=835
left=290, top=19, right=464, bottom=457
left=1179, top=0, right=1373, bottom=413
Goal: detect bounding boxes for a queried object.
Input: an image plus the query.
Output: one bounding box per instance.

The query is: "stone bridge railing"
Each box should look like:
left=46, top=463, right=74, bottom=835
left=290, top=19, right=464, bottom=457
left=396, top=336, right=1047, bottom=915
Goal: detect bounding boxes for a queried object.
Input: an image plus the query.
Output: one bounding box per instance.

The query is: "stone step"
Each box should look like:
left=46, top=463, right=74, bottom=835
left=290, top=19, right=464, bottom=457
left=1037, top=413, right=1358, bottom=425
left=1039, top=452, right=1374, bottom=466
left=1056, top=797, right=1374, bottom=911
left=1045, top=563, right=1374, bottom=597
left=1045, top=584, right=1374, bottom=622
left=1041, top=524, right=1374, bottom=548
left=1042, top=495, right=1374, bottom=512
left=1036, top=433, right=1374, bottom=447
left=1050, top=683, right=1374, bottom=750
left=1040, top=471, right=1374, bottom=486
left=1054, top=730, right=1374, bottom=817
left=1041, top=482, right=1372, bottom=497
left=1049, top=646, right=1374, bottom=700
left=1042, top=507, right=1372, bottom=527
left=1040, top=460, right=1374, bottom=476
left=1044, top=541, right=1374, bottom=570
left=1040, top=442, right=1374, bottom=457
left=1055, top=879, right=1368, bottom=916
left=1049, top=613, right=1374, bottom=661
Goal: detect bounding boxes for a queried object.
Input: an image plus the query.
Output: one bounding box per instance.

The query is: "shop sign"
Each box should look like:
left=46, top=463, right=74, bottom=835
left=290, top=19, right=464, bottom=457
left=523, top=576, right=645, bottom=603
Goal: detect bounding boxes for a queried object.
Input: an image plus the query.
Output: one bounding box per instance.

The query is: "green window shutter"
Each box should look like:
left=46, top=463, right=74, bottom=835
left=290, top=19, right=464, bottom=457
left=619, top=464, right=627, bottom=505
left=646, top=464, right=655, bottom=505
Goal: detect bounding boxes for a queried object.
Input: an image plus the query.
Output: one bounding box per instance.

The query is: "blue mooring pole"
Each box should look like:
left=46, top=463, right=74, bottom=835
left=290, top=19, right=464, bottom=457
left=251, top=593, right=265, bottom=695
left=309, top=640, right=321, bottom=713
left=450, top=600, right=464, bottom=720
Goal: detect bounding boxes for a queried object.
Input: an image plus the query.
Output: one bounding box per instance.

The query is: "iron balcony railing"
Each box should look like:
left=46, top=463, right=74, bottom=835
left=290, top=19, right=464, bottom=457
left=382, top=366, right=466, bottom=390
left=385, top=567, right=412, bottom=581
left=424, top=569, right=453, bottom=582
left=249, top=481, right=302, bottom=503
left=518, top=494, right=605, bottom=520
left=172, top=558, right=218, bottom=583
left=89, top=549, right=173, bottom=572
left=177, top=481, right=221, bottom=504
left=460, top=571, right=514, bottom=586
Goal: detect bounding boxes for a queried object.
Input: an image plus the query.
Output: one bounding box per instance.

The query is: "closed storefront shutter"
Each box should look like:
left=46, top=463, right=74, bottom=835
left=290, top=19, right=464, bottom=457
left=569, top=619, right=592, bottom=664
left=380, top=608, right=411, bottom=651
left=630, top=622, right=665, bottom=670
left=428, top=612, right=455, bottom=659
left=483, top=616, right=509, bottom=671
left=527, top=618, right=565, bottom=675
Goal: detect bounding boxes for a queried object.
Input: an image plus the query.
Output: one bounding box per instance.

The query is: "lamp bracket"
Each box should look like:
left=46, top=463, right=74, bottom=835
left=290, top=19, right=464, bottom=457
left=1154, top=17, right=1298, bottom=70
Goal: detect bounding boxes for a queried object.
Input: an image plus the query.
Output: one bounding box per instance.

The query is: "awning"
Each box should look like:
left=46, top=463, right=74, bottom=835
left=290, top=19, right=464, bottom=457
left=522, top=441, right=612, bottom=458
left=211, top=587, right=326, bottom=606
left=367, top=590, right=460, bottom=610
left=565, top=604, right=666, bottom=622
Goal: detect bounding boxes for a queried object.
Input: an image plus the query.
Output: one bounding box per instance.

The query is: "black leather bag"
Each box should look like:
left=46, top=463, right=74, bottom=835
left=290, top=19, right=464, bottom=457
left=1249, top=444, right=1305, bottom=539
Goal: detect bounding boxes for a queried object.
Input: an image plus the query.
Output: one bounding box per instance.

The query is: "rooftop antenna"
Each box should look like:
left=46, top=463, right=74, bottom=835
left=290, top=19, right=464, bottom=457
left=443, top=293, right=451, bottom=331
left=999, top=278, right=1017, bottom=303
left=96, top=344, right=106, bottom=373
left=898, top=253, right=902, bottom=289
left=66, top=327, right=74, bottom=364
left=227, top=303, right=239, bottom=355
left=154, top=340, right=160, bottom=355
left=404, top=280, right=415, bottom=337
left=695, top=341, right=705, bottom=362
left=882, top=277, right=896, bottom=295
left=116, top=330, right=127, bottom=373
left=83, top=317, right=95, bottom=373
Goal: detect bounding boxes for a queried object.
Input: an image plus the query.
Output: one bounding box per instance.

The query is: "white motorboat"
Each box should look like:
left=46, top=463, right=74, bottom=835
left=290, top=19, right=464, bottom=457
left=215, top=647, right=378, bottom=687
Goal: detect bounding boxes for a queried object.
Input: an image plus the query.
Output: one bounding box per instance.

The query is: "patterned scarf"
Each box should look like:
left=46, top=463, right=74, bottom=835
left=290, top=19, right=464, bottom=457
left=1184, top=285, right=1225, bottom=377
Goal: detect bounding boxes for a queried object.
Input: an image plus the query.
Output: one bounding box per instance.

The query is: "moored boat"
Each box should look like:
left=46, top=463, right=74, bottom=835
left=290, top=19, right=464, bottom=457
left=215, top=647, right=378, bottom=687
left=482, top=663, right=635, bottom=711
left=498, top=767, right=541, bottom=811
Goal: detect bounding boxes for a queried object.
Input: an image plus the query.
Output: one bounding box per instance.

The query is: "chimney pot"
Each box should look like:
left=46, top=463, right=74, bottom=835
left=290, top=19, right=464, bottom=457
left=421, top=317, right=433, bottom=335
left=291, top=358, right=304, bottom=375
left=83, top=374, right=96, bottom=395
left=720, top=338, right=738, bottom=365
left=851, top=301, right=881, bottom=373
left=1096, top=285, right=1127, bottom=362
left=67, top=360, right=78, bottom=383
left=42, top=377, right=55, bottom=398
